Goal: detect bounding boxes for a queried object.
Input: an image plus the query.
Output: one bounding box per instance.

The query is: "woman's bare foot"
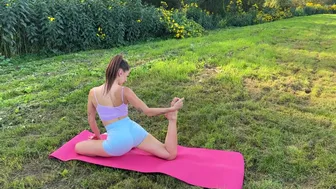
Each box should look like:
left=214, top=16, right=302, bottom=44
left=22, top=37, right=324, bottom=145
left=165, top=98, right=179, bottom=121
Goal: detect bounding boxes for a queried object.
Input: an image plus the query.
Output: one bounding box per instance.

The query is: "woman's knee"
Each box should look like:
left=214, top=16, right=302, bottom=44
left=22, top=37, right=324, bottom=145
left=75, top=142, right=84, bottom=154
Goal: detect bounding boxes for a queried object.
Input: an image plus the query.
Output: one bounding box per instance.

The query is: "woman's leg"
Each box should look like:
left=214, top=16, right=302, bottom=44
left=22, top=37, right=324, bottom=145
left=136, top=99, right=179, bottom=160
left=75, top=140, right=111, bottom=157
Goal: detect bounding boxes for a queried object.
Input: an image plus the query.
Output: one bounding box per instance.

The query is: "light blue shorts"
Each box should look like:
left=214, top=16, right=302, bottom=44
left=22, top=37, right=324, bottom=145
left=102, top=117, right=148, bottom=156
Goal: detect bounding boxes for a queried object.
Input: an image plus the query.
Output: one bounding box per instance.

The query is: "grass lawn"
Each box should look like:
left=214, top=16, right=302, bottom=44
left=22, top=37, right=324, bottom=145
left=0, top=14, right=335, bottom=189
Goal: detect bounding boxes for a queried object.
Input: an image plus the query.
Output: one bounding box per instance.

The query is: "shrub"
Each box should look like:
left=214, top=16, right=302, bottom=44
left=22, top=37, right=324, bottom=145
left=254, top=6, right=293, bottom=23
left=183, top=2, right=221, bottom=30
left=142, top=0, right=181, bottom=8
left=0, top=54, right=10, bottom=65
left=225, top=12, right=257, bottom=26
left=263, top=0, right=294, bottom=10
left=224, top=0, right=258, bottom=26
left=159, top=2, right=204, bottom=39
left=294, top=6, right=306, bottom=16
left=331, top=4, right=336, bottom=13
left=304, top=2, right=330, bottom=14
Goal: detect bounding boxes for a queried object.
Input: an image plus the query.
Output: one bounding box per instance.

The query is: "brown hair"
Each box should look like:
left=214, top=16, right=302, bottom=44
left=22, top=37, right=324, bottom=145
left=104, top=54, right=130, bottom=94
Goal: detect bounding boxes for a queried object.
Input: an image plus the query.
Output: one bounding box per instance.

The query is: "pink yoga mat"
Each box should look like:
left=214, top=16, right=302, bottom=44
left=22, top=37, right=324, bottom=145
left=50, top=130, right=244, bottom=189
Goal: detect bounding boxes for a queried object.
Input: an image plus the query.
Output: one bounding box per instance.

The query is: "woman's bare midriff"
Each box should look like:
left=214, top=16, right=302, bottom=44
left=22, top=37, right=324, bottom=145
left=102, top=115, right=128, bottom=127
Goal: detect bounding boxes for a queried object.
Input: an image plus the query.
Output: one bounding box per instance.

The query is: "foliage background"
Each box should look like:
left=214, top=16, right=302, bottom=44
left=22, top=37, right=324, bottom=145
left=1, top=0, right=335, bottom=58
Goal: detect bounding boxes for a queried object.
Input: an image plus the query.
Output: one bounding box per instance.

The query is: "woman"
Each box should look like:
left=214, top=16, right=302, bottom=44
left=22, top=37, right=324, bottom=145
left=75, top=54, right=184, bottom=160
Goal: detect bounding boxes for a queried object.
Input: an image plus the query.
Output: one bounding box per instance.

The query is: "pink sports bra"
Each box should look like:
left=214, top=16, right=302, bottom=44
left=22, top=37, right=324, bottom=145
left=94, top=87, right=128, bottom=121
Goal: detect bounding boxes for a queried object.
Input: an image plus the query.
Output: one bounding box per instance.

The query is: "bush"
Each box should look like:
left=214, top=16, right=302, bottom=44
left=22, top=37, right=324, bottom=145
left=183, top=2, right=221, bottom=30
left=159, top=2, right=204, bottom=39
left=223, top=0, right=258, bottom=26
left=142, top=0, right=181, bottom=8
left=197, top=0, right=226, bottom=16
left=225, top=12, right=257, bottom=26
left=0, top=54, right=10, bottom=65
left=304, top=2, right=331, bottom=14
left=294, top=6, right=306, bottom=16
left=254, top=6, right=293, bottom=23
left=264, top=0, right=294, bottom=10
left=331, top=4, right=336, bottom=13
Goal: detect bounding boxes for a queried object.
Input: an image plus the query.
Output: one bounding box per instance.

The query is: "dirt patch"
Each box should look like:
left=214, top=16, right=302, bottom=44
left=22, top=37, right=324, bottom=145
left=194, top=65, right=221, bottom=83
left=244, top=78, right=263, bottom=96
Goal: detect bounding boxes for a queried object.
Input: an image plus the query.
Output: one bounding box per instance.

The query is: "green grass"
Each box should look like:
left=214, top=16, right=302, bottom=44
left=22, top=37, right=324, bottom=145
left=1, top=14, right=336, bottom=189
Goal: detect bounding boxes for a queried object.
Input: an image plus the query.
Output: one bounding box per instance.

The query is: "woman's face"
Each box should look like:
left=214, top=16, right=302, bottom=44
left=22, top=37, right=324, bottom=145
left=118, top=69, right=130, bottom=85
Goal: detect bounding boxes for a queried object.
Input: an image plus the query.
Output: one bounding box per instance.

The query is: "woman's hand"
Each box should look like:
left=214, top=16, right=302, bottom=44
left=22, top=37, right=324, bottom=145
left=172, top=97, right=184, bottom=111
left=89, top=134, right=100, bottom=140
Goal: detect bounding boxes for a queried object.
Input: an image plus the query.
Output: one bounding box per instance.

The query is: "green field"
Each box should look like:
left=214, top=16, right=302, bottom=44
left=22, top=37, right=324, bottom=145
left=0, top=14, right=335, bottom=189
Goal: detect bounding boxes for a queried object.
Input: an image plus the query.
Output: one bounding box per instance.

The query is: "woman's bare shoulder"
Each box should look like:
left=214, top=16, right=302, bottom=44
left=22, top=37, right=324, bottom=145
left=123, top=86, right=135, bottom=94
left=88, top=85, right=103, bottom=95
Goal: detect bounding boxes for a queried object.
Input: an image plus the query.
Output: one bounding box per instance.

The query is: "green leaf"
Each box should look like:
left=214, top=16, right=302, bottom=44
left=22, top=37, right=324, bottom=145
left=60, top=169, right=69, bottom=177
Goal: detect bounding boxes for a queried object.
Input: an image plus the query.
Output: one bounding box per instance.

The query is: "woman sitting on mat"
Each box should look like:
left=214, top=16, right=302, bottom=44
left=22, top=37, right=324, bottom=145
left=75, top=54, right=184, bottom=160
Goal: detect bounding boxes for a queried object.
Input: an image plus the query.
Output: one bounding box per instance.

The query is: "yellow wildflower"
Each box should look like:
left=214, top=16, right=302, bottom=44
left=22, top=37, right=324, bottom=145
left=137, top=19, right=141, bottom=23
left=108, top=6, right=112, bottom=10
left=48, top=17, right=55, bottom=22
left=6, top=3, right=9, bottom=6
left=306, top=2, right=313, bottom=6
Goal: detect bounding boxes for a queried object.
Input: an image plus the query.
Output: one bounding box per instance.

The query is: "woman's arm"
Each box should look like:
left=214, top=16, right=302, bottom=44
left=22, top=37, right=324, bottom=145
left=124, top=87, right=182, bottom=117
left=87, top=89, right=100, bottom=139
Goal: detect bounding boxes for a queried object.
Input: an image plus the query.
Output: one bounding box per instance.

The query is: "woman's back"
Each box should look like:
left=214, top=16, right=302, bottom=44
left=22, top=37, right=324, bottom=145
left=93, top=85, right=128, bottom=123
left=94, top=85, right=125, bottom=107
